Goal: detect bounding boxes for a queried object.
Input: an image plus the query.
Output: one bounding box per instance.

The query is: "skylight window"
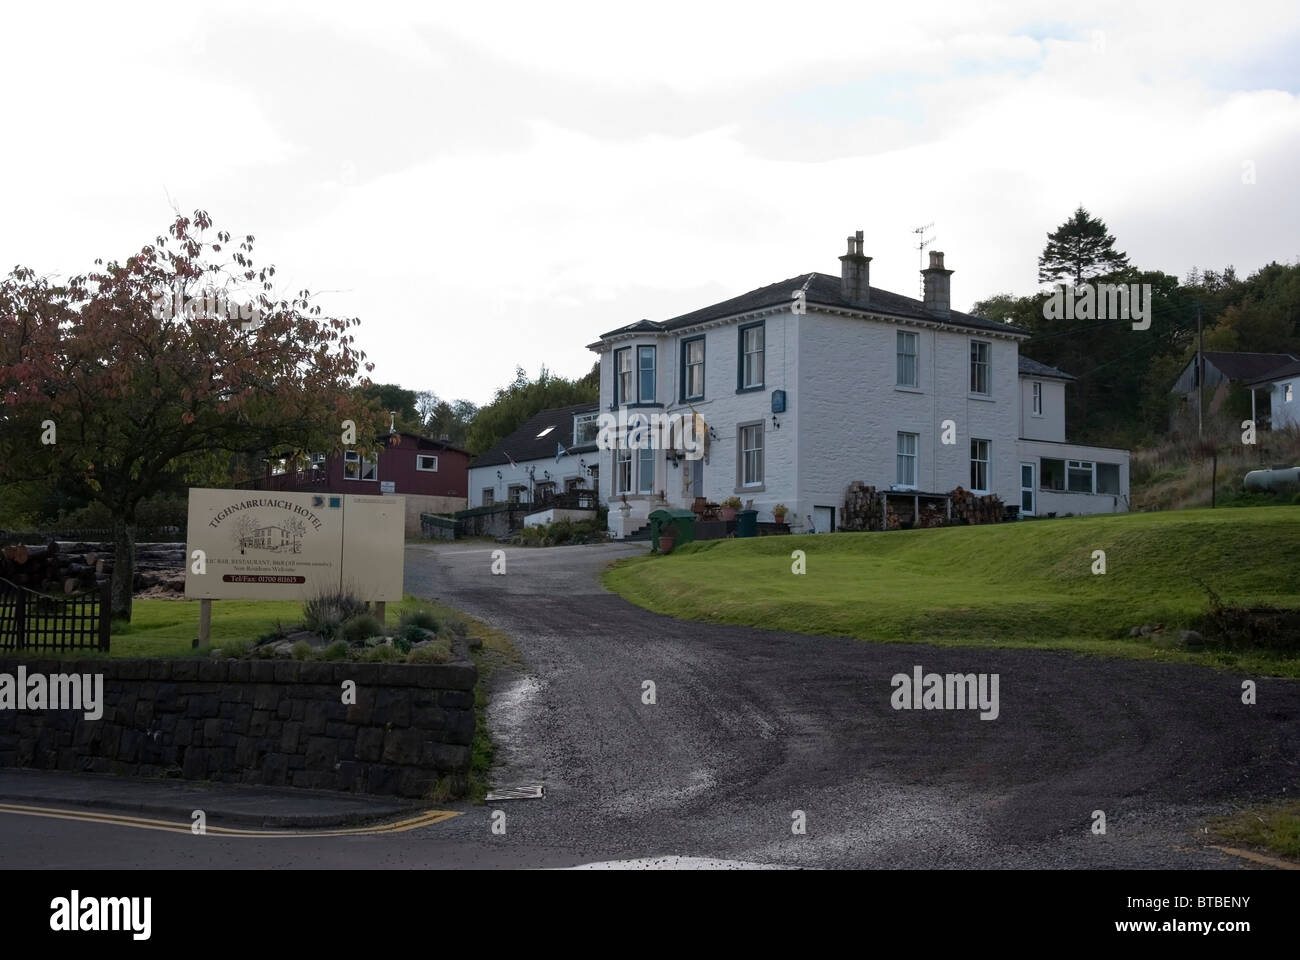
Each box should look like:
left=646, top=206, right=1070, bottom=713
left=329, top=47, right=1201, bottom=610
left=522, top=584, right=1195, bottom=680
left=536, top=425, right=556, bottom=438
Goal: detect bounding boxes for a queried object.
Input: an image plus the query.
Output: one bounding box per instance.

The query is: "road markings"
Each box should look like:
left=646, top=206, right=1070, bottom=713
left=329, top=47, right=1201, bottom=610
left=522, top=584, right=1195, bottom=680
left=0, top=802, right=458, bottom=837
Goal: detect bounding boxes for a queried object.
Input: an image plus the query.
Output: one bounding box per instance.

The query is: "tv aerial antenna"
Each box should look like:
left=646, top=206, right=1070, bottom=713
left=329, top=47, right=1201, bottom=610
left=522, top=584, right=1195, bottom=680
left=913, top=223, right=935, bottom=297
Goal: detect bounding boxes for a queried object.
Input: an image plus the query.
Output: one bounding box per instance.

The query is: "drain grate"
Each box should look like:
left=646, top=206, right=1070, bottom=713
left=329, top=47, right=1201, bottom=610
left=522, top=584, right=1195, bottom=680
left=485, top=784, right=545, bottom=801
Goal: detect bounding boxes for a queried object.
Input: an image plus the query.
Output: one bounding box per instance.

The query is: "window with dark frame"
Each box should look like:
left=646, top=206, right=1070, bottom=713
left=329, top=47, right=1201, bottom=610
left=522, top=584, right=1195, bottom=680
left=739, top=323, right=764, bottom=390
left=970, top=438, right=990, bottom=491
left=970, top=340, right=990, bottom=395
left=897, top=432, right=918, bottom=486
left=739, top=422, right=764, bottom=487
left=897, top=331, right=918, bottom=387
left=638, top=345, right=656, bottom=403
left=682, top=336, right=705, bottom=401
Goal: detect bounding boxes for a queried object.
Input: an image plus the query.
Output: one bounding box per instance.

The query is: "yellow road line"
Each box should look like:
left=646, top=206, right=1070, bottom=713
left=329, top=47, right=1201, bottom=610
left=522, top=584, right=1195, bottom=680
left=1209, top=844, right=1300, bottom=870
left=0, top=802, right=458, bottom=837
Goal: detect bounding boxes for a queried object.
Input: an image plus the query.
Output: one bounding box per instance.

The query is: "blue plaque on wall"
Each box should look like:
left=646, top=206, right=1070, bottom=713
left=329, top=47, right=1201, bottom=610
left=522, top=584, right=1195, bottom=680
left=771, top=389, right=786, bottom=413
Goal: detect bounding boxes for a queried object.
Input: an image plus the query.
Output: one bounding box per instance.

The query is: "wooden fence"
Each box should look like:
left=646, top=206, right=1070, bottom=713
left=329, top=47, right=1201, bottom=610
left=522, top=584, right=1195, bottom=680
left=0, top=577, right=111, bottom=653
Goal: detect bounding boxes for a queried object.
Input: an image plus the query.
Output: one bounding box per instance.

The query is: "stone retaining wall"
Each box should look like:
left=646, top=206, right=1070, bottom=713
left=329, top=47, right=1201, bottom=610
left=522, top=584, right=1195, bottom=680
left=0, top=657, right=477, bottom=798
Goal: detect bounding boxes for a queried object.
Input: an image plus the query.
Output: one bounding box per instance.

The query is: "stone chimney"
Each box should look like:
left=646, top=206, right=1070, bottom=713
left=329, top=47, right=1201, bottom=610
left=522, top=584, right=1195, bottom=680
left=922, top=250, right=953, bottom=317
left=839, top=230, right=871, bottom=306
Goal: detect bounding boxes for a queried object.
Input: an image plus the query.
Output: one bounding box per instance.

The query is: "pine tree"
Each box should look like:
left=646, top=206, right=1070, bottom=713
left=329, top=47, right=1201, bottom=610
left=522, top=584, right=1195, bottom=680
left=1038, top=206, right=1130, bottom=286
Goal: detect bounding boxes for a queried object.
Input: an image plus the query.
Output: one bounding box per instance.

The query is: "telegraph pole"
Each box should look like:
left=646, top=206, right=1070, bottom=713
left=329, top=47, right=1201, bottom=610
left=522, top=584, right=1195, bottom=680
left=1196, top=305, right=1204, bottom=440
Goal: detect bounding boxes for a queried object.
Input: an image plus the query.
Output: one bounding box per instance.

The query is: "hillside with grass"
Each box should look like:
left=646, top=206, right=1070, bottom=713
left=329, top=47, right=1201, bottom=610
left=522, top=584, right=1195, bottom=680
left=605, top=507, right=1300, bottom=675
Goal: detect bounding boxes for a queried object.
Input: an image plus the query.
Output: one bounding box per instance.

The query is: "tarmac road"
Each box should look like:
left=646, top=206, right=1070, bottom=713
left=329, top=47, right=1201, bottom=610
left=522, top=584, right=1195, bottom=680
left=398, top=540, right=1300, bottom=869
left=2, top=539, right=1295, bottom=869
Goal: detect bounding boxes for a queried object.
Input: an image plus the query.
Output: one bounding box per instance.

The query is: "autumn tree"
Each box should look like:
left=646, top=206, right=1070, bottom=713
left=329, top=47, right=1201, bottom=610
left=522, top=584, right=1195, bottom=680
left=1038, top=206, right=1130, bottom=286
left=0, top=211, right=376, bottom=620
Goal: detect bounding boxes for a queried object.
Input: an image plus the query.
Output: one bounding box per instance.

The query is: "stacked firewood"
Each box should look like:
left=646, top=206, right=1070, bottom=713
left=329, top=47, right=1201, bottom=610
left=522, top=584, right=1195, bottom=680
left=841, top=482, right=883, bottom=531
left=1, top=540, right=97, bottom=594
left=0, top=541, right=186, bottom=595
left=949, top=486, right=1004, bottom=525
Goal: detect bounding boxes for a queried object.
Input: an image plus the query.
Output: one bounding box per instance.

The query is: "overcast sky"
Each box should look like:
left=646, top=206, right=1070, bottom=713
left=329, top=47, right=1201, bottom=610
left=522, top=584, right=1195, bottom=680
left=2, top=1, right=1297, bottom=405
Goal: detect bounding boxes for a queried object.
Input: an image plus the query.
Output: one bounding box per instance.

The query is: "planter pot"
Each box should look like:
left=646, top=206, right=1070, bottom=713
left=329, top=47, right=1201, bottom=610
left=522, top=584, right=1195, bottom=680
left=773, top=513, right=786, bottom=525
left=659, top=532, right=678, bottom=555
left=720, top=508, right=737, bottom=522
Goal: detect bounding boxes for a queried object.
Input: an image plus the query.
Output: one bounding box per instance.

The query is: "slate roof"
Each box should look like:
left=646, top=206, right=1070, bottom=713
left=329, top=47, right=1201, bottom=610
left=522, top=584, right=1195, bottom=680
left=1018, top=355, right=1076, bottom=381
left=1201, top=351, right=1297, bottom=382
left=469, top=403, right=600, bottom=469
left=599, top=272, right=1027, bottom=340
left=1246, top=356, right=1300, bottom=386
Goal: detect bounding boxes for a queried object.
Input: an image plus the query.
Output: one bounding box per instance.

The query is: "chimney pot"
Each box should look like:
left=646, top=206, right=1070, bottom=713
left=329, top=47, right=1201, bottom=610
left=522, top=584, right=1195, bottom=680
left=839, top=229, right=871, bottom=307
left=921, top=250, right=953, bottom=317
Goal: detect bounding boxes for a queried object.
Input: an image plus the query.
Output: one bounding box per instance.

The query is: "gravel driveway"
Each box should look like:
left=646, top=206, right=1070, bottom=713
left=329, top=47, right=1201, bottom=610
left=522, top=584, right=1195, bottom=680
left=405, top=540, right=1299, bottom=868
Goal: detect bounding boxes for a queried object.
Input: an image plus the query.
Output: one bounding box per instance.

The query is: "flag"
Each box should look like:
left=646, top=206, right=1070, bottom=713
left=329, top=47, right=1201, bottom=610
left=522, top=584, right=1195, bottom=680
left=556, top=441, right=570, bottom=463
left=505, top=451, right=518, bottom=469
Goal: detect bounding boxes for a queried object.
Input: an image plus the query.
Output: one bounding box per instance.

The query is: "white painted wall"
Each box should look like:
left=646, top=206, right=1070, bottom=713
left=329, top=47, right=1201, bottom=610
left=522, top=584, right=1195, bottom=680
left=1019, top=376, right=1067, bottom=442
left=1016, top=439, right=1130, bottom=515
left=1267, top=379, right=1299, bottom=429
left=796, top=311, right=1022, bottom=527
left=467, top=458, right=593, bottom=508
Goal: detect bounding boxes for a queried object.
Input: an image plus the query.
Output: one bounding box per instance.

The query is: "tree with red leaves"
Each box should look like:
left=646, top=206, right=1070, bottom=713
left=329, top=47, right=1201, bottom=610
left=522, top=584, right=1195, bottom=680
left=0, top=211, right=377, bottom=621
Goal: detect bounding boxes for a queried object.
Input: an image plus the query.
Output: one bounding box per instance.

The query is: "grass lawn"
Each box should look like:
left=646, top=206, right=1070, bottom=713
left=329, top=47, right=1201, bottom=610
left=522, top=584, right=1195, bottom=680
left=1210, top=802, right=1300, bottom=860
left=604, top=506, right=1300, bottom=676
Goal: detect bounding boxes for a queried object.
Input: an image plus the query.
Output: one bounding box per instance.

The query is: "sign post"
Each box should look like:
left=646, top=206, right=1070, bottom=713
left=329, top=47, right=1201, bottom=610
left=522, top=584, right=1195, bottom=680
left=185, top=490, right=405, bottom=636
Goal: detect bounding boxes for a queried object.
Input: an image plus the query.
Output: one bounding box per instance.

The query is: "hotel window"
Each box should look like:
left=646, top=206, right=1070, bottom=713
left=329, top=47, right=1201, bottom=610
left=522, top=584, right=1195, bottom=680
left=739, top=322, right=764, bottom=390
left=616, top=449, right=633, bottom=495
left=416, top=454, right=438, bottom=472
left=637, top=447, right=655, bottom=494
left=682, top=336, right=705, bottom=401
left=1286, top=383, right=1294, bottom=403
left=615, top=348, right=634, bottom=405
left=573, top=412, right=600, bottom=445
left=897, top=331, right=918, bottom=388
left=739, top=422, right=764, bottom=488
left=1097, top=463, right=1121, bottom=495
left=897, top=432, right=918, bottom=487
left=1041, top=458, right=1065, bottom=491
left=507, top=484, right=527, bottom=503
left=1032, top=381, right=1042, bottom=415
left=638, top=345, right=656, bottom=403
left=970, top=341, right=990, bottom=395
left=1067, top=459, right=1094, bottom=493
left=482, top=488, right=495, bottom=506
left=344, top=450, right=377, bottom=481
left=970, top=439, right=990, bottom=492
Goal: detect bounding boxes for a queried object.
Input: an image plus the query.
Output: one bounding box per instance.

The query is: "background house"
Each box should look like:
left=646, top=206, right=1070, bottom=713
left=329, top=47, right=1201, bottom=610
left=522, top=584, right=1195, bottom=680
left=589, top=232, right=1130, bottom=537
left=239, top=431, right=470, bottom=533
left=1169, top=350, right=1297, bottom=432
left=467, top=402, right=601, bottom=512
left=1247, top=357, right=1300, bottom=431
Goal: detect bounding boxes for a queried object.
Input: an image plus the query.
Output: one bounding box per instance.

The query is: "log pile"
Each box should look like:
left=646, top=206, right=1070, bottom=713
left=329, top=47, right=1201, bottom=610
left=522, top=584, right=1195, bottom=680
left=949, top=486, right=1004, bottom=525
left=842, top=482, right=882, bottom=531
left=0, top=540, right=186, bottom=595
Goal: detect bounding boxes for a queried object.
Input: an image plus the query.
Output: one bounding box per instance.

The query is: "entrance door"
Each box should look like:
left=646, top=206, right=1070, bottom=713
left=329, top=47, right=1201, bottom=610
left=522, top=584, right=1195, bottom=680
left=1020, top=462, right=1036, bottom=516
left=690, top=458, right=704, bottom=499
left=813, top=505, right=835, bottom=533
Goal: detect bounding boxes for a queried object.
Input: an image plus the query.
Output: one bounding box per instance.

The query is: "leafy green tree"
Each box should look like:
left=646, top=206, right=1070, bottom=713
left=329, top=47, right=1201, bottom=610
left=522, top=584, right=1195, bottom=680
left=1038, top=206, right=1130, bottom=286
left=465, top=364, right=598, bottom=455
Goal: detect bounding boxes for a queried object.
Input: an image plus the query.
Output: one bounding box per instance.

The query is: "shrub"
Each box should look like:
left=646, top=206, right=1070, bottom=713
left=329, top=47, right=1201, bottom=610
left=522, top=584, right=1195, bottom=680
left=291, top=639, right=313, bottom=660
left=722, top=496, right=742, bottom=510
left=407, top=640, right=452, bottom=664
left=303, top=590, right=367, bottom=634
left=342, top=613, right=385, bottom=645
left=322, top=640, right=349, bottom=661
left=400, top=608, right=440, bottom=631
left=393, top=623, right=426, bottom=654
left=360, top=643, right=401, bottom=662
left=445, top=615, right=468, bottom=637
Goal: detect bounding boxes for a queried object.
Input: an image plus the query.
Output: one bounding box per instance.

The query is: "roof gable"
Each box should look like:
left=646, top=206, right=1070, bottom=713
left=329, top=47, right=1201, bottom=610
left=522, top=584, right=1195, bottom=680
left=469, top=403, right=600, bottom=469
